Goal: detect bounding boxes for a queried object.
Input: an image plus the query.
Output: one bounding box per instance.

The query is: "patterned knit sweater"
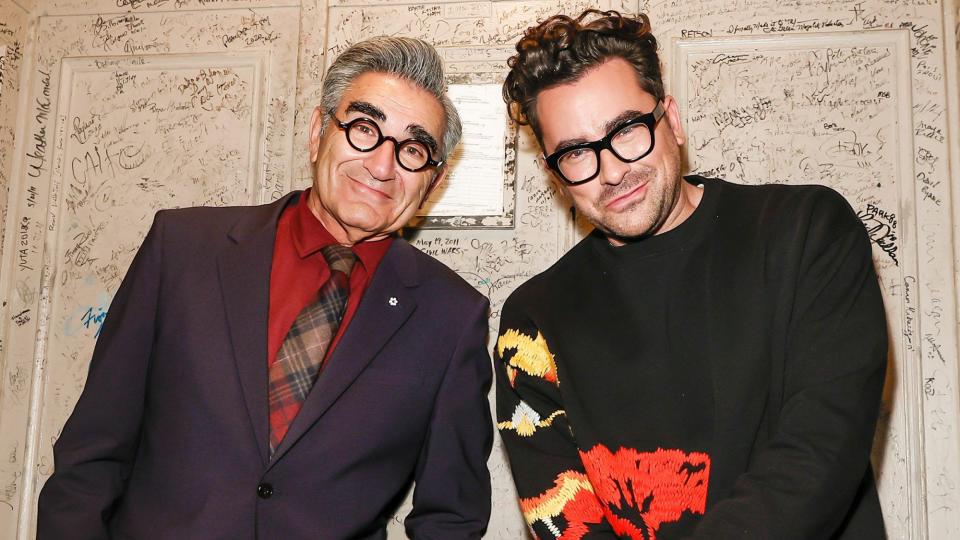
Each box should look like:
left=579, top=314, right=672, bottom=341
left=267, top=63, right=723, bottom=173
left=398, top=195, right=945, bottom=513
left=495, top=176, right=888, bottom=539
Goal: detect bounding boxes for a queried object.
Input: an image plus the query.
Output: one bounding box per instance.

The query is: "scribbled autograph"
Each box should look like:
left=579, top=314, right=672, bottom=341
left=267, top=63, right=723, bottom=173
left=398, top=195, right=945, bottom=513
left=81, top=306, right=108, bottom=338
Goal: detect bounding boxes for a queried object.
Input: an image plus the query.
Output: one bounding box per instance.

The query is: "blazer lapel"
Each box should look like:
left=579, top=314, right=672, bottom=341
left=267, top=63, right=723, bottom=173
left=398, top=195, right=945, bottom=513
left=218, top=192, right=300, bottom=467
left=268, top=240, right=420, bottom=466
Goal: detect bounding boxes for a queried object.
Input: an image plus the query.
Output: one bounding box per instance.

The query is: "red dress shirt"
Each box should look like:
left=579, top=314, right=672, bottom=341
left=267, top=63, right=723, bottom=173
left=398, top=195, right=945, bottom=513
left=267, top=189, right=392, bottom=369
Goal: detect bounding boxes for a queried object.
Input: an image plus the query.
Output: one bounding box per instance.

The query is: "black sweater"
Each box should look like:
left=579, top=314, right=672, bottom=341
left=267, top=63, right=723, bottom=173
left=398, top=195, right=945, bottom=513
left=496, top=176, right=887, bottom=539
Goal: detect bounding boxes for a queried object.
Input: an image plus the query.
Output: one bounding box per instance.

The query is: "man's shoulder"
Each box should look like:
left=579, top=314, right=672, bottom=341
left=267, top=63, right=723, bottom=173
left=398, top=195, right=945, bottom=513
left=711, top=177, right=853, bottom=215
left=156, top=192, right=298, bottom=231
left=145, top=192, right=299, bottom=262
left=501, top=234, right=593, bottom=312
left=155, top=204, right=243, bottom=233
left=707, top=177, right=860, bottom=234
left=154, top=191, right=300, bottom=240
left=399, top=239, right=486, bottom=305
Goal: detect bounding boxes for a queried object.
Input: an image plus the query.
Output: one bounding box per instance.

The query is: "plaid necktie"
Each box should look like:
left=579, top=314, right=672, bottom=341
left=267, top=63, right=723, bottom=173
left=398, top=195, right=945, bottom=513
left=268, top=244, right=357, bottom=455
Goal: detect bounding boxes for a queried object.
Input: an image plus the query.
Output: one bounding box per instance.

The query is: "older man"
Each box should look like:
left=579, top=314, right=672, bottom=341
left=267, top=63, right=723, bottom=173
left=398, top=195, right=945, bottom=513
left=495, top=10, right=887, bottom=539
left=38, top=36, right=492, bottom=539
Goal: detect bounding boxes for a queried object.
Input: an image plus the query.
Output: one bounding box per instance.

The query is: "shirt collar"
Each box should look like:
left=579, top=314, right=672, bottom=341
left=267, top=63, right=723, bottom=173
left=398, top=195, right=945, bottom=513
left=291, top=189, right=392, bottom=271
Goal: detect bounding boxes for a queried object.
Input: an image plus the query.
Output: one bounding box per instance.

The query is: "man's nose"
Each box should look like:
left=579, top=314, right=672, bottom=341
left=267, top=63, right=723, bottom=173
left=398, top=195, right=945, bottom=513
left=597, top=148, right=629, bottom=186
left=363, top=140, right=397, bottom=181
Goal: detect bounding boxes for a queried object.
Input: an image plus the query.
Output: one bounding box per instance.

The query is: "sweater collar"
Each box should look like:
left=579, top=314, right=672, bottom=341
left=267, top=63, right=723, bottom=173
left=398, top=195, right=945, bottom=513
left=590, top=175, right=721, bottom=260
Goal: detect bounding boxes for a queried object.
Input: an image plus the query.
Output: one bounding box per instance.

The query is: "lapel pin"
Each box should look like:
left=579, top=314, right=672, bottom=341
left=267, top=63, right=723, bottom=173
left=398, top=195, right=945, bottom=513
left=388, top=297, right=398, bottom=306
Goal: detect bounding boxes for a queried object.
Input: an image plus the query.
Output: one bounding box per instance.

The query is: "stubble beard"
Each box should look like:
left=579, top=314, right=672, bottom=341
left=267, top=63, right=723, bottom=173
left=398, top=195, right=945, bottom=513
left=582, top=165, right=666, bottom=242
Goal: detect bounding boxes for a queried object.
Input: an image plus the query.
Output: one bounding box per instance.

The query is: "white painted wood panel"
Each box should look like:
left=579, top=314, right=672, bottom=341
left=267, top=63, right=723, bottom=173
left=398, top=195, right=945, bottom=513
left=0, top=0, right=32, bottom=527
left=0, top=4, right=299, bottom=538
left=0, top=1, right=956, bottom=538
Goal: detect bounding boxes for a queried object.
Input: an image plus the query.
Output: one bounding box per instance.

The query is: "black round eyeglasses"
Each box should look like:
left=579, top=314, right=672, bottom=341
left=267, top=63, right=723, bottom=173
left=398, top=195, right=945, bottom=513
left=336, top=117, right=442, bottom=172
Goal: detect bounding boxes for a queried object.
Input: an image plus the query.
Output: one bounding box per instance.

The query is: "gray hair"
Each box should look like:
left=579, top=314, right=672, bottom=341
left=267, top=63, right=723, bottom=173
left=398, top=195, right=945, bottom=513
left=320, top=36, right=462, bottom=162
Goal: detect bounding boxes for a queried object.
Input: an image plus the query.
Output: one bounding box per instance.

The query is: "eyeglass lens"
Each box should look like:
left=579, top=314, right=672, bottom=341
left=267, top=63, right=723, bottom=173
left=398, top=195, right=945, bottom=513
left=345, top=119, right=431, bottom=171
left=557, top=121, right=654, bottom=184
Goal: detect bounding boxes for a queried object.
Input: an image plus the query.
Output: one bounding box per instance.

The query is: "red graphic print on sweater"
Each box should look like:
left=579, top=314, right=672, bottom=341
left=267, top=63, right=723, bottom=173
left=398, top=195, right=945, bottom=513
left=579, top=446, right=710, bottom=539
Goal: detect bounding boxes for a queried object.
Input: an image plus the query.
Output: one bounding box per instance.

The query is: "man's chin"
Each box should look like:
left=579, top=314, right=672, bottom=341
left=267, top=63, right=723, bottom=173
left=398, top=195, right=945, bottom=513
left=337, top=211, right=407, bottom=239
left=591, top=215, right=657, bottom=243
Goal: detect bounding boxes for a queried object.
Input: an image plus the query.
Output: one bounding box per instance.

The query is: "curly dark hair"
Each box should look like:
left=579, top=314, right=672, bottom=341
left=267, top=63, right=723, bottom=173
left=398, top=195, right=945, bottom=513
left=502, top=10, right=664, bottom=145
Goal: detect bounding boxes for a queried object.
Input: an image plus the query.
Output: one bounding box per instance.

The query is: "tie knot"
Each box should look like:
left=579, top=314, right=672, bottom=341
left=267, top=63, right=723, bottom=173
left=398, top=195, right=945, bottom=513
left=321, top=244, right=357, bottom=277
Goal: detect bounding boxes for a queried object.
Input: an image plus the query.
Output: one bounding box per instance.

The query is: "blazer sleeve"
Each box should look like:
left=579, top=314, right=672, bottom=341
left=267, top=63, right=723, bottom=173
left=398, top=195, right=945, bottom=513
left=37, top=212, right=165, bottom=540
left=692, top=194, right=888, bottom=538
left=404, top=294, right=494, bottom=539
left=495, top=298, right=619, bottom=538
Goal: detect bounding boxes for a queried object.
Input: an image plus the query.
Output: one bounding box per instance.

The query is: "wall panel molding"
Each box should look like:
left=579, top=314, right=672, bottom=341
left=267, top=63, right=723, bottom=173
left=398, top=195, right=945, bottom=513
left=0, top=5, right=299, bottom=538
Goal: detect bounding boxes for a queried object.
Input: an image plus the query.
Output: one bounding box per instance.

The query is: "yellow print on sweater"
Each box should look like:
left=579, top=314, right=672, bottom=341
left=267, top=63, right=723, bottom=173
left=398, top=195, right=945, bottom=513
left=519, top=471, right=603, bottom=539
left=497, top=329, right=559, bottom=387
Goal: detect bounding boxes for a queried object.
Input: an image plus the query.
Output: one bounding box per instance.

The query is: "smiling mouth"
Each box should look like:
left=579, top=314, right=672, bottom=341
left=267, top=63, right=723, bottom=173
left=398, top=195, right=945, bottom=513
left=349, top=174, right=392, bottom=199
left=604, top=181, right=647, bottom=209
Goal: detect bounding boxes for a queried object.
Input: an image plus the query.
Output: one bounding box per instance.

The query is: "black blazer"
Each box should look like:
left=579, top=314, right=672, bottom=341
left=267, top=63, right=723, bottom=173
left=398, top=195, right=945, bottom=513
left=38, top=192, right=493, bottom=539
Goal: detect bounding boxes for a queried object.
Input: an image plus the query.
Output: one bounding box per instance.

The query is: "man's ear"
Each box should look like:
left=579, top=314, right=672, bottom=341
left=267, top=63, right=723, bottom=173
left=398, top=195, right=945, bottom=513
left=420, top=166, right=449, bottom=206
left=662, top=95, right=686, bottom=146
left=308, top=106, right=325, bottom=163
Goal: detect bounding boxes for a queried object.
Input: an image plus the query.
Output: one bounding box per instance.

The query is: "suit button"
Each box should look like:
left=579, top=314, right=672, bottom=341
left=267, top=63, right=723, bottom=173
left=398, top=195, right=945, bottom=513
left=257, top=483, right=273, bottom=499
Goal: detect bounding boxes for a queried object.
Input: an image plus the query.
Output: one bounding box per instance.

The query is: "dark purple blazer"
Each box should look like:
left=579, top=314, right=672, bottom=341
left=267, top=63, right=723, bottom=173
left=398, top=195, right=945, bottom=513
left=37, top=192, right=493, bottom=539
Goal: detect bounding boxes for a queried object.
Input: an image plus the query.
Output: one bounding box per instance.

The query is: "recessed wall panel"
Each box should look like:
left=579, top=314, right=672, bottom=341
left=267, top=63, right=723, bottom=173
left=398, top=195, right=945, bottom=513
left=675, top=30, right=921, bottom=538
left=0, top=7, right=299, bottom=537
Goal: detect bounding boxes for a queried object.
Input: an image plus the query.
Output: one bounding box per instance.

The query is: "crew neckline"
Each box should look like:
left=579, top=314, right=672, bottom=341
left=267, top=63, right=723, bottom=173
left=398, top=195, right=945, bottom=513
left=590, top=175, right=721, bottom=260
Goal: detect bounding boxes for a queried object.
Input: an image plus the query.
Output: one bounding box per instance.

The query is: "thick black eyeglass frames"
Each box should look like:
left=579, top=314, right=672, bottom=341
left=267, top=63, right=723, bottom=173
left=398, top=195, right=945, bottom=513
left=336, top=117, right=442, bottom=172
left=544, top=101, right=665, bottom=185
